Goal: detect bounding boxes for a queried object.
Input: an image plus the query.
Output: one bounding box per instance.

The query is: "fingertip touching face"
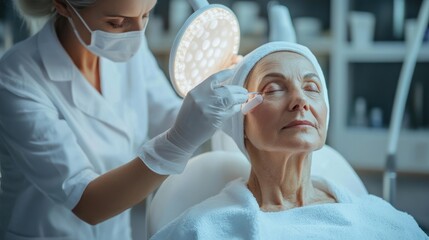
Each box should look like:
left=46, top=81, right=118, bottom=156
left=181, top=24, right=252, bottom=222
left=244, top=51, right=327, bottom=154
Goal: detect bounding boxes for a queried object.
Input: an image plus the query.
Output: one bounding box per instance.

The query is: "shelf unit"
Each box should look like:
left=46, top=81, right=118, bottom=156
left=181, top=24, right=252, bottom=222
left=328, top=0, right=429, bottom=173
left=345, top=42, right=429, bottom=62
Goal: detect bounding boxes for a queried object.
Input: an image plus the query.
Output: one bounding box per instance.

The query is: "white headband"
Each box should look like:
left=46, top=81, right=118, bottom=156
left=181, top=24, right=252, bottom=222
left=222, top=41, right=329, bottom=159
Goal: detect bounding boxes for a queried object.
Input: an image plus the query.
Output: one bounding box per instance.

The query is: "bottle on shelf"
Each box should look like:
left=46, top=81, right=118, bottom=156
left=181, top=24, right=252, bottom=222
left=351, top=97, right=368, bottom=128
left=370, top=107, right=383, bottom=128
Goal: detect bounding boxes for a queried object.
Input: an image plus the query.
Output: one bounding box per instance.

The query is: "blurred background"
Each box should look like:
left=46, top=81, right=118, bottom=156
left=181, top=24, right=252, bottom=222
left=0, top=0, right=428, bottom=233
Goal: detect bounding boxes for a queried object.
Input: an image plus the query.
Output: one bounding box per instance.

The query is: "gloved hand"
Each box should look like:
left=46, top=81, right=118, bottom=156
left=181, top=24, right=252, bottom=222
left=139, top=69, right=248, bottom=175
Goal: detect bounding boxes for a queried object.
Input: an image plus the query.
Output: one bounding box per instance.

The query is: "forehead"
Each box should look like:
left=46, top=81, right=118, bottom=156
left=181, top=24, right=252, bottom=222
left=96, top=0, right=156, bottom=15
left=246, top=51, right=317, bottom=88
left=254, top=51, right=315, bottom=74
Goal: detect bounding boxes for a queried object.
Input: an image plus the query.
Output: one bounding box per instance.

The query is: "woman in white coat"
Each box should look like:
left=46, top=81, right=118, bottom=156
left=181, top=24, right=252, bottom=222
left=0, top=0, right=248, bottom=239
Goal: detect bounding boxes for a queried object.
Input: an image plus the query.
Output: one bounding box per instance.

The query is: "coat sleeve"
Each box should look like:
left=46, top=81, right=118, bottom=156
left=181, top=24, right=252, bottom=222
left=0, top=76, right=98, bottom=210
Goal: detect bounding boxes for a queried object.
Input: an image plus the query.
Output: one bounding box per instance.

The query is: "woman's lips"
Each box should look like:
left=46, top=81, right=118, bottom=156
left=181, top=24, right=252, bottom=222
left=283, top=120, right=315, bottom=129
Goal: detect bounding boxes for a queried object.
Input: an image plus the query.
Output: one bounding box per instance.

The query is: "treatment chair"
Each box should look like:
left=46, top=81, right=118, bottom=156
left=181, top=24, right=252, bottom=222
left=147, top=131, right=368, bottom=237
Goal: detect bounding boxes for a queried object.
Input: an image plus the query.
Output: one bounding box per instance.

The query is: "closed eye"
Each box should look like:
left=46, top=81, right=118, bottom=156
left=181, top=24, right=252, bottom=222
left=107, top=12, right=150, bottom=29
left=264, top=89, right=284, bottom=95
left=303, top=73, right=321, bottom=93
left=106, top=17, right=126, bottom=28
left=262, top=82, right=286, bottom=96
left=303, top=81, right=320, bottom=92
left=108, top=22, right=124, bottom=28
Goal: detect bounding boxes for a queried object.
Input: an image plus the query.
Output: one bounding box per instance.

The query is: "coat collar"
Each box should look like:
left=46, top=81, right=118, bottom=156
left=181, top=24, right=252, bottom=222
left=38, top=17, right=75, bottom=82
left=37, top=18, right=130, bottom=138
left=71, top=61, right=131, bottom=140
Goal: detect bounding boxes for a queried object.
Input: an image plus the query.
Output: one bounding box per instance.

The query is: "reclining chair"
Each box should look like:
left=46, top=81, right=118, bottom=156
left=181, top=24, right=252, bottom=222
left=147, top=132, right=368, bottom=237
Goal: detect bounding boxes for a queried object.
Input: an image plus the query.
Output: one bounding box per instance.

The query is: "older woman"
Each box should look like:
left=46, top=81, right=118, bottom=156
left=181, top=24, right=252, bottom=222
left=150, top=42, right=427, bottom=240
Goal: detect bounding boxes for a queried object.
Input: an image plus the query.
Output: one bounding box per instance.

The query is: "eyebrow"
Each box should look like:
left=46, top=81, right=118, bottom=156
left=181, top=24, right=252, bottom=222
left=257, top=72, right=322, bottom=89
left=258, top=72, right=286, bottom=88
left=262, top=73, right=285, bottom=79
left=105, top=14, right=131, bottom=18
left=262, top=72, right=320, bottom=81
left=104, top=5, right=154, bottom=18
left=303, top=73, right=321, bottom=83
left=105, top=11, right=149, bottom=18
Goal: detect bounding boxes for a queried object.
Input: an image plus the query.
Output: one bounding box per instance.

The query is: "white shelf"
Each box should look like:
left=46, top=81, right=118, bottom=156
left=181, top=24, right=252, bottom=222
left=346, top=128, right=429, bottom=141
left=331, top=128, right=429, bottom=173
left=328, top=0, right=429, bottom=174
left=345, top=42, right=429, bottom=62
left=299, top=35, right=332, bottom=55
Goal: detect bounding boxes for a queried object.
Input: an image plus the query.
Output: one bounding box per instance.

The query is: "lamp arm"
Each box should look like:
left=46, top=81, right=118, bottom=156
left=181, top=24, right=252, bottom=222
left=383, top=0, right=429, bottom=204
left=187, top=0, right=209, bottom=11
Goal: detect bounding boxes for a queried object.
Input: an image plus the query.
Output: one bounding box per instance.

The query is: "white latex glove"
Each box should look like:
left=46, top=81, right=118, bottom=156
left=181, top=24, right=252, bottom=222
left=139, top=69, right=248, bottom=175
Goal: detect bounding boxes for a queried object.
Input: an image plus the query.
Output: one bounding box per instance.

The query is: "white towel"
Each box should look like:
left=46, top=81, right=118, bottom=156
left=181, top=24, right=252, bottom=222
left=150, top=177, right=427, bottom=240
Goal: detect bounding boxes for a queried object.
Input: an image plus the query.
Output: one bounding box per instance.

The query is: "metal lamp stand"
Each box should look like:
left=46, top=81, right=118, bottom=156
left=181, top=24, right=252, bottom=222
left=383, top=0, right=429, bottom=205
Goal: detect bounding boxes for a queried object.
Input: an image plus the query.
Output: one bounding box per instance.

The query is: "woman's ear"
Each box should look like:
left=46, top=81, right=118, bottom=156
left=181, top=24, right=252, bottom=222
left=53, top=0, right=71, bottom=18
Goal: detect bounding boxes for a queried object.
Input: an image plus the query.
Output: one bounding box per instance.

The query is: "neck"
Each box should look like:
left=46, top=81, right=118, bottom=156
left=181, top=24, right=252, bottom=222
left=246, top=149, right=335, bottom=211
left=55, top=17, right=101, bottom=92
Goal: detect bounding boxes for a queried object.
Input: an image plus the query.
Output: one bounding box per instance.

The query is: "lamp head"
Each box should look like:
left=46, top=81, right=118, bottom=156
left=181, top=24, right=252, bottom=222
left=169, top=4, right=240, bottom=97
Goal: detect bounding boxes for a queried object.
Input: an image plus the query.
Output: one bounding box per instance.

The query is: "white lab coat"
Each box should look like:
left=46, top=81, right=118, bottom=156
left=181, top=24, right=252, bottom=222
left=0, top=17, right=181, bottom=239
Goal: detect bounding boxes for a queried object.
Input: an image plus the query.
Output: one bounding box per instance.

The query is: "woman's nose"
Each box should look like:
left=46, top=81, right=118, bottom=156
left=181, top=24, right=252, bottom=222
left=288, top=89, right=309, bottom=112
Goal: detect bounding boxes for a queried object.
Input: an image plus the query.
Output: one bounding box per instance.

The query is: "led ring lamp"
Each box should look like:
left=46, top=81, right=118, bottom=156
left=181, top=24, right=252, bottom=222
left=169, top=0, right=240, bottom=97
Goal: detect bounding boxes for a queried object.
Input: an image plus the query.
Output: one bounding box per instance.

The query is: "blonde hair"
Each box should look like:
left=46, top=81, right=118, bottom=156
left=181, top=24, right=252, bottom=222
left=13, top=0, right=96, bottom=34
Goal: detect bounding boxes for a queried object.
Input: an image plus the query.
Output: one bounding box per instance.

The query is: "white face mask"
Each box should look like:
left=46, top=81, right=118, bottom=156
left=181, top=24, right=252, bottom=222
left=66, top=1, right=148, bottom=62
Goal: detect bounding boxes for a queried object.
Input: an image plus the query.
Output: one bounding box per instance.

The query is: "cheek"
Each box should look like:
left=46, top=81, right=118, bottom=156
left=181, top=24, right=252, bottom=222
left=244, top=103, right=281, bottom=145
left=251, top=102, right=282, bottom=126
left=311, top=101, right=328, bottom=140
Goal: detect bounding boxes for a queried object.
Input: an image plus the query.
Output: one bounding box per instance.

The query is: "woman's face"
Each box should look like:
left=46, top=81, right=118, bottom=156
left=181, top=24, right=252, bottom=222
left=244, top=51, right=327, bottom=154
left=64, top=0, right=156, bottom=42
